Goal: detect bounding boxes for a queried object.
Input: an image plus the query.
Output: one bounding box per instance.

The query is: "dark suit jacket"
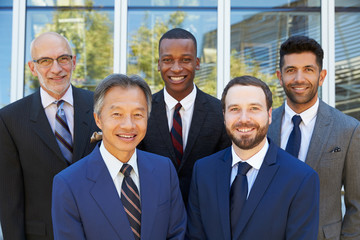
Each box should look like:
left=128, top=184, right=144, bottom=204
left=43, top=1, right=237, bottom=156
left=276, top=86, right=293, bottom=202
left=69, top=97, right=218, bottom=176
left=138, top=87, right=231, bottom=203
left=0, top=86, right=99, bottom=240
left=268, top=100, right=360, bottom=240
left=52, top=146, right=186, bottom=240
left=187, top=140, right=320, bottom=240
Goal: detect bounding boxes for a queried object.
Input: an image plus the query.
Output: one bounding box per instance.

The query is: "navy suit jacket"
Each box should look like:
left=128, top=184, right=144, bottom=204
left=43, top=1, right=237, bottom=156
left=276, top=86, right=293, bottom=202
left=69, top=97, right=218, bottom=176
left=138, top=87, right=231, bottom=203
left=52, top=145, right=187, bottom=240
left=0, top=86, right=98, bottom=240
left=187, top=139, right=320, bottom=240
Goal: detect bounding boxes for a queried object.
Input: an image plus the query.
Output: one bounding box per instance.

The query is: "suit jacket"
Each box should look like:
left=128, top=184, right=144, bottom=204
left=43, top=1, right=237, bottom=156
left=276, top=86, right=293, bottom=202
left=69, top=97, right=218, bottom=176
left=0, top=86, right=99, bottom=240
left=268, top=100, right=360, bottom=240
left=51, top=146, right=187, bottom=240
left=187, top=140, right=320, bottom=240
left=138, top=87, right=231, bottom=203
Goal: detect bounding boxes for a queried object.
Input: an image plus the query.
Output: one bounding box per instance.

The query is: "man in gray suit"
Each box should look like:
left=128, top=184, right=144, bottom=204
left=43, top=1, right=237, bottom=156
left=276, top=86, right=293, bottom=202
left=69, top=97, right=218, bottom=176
left=268, top=35, right=360, bottom=240
left=0, top=32, right=98, bottom=239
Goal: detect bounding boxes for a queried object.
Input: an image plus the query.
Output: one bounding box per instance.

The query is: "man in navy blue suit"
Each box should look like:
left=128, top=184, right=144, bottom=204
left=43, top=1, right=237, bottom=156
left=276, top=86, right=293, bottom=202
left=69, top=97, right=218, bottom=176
left=187, top=76, right=320, bottom=240
left=52, top=74, right=186, bottom=240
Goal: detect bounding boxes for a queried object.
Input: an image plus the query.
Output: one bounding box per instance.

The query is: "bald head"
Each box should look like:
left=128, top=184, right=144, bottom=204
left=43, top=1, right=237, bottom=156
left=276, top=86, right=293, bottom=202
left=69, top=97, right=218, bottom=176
left=30, top=32, right=72, bottom=59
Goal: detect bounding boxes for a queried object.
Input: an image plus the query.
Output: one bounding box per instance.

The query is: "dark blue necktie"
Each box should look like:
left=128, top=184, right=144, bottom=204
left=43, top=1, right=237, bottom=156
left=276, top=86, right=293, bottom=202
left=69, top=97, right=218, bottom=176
left=285, top=115, right=302, bottom=158
left=230, top=162, right=252, bottom=238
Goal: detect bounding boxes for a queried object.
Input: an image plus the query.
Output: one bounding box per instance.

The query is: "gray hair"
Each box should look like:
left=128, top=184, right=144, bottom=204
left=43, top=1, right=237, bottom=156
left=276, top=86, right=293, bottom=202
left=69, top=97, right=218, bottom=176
left=94, top=74, right=152, bottom=116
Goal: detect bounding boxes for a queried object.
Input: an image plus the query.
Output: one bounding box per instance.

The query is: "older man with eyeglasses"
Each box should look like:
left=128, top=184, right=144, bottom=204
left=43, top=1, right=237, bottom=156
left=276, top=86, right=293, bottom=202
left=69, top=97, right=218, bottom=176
left=0, top=32, right=99, bottom=240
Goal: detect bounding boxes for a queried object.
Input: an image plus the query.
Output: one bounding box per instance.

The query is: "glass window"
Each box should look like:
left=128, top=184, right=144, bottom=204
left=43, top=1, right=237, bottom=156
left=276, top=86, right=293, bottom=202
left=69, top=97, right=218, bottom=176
left=0, top=2, right=12, bottom=108
left=24, top=1, right=114, bottom=96
left=335, top=0, right=360, bottom=120
left=128, top=0, right=217, bottom=7
left=127, top=2, right=218, bottom=96
left=231, top=1, right=321, bottom=108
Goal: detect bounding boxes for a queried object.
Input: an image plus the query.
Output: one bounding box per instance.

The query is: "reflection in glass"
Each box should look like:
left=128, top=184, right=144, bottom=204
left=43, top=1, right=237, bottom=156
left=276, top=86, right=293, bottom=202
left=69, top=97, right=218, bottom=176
left=27, top=0, right=113, bottom=7
left=231, top=5, right=320, bottom=108
left=231, top=0, right=320, bottom=7
left=127, top=8, right=217, bottom=96
left=0, top=4, right=12, bottom=108
left=335, top=8, right=360, bottom=120
left=128, top=0, right=217, bottom=7
left=24, top=3, right=114, bottom=96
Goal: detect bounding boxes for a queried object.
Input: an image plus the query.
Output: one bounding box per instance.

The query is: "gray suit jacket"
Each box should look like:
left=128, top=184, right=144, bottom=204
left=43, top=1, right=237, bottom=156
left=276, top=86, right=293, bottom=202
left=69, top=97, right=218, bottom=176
left=138, top=87, right=231, bottom=204
left=0, top=86, right=99, bottom=240
left=268, top=100, right=360, bottom=240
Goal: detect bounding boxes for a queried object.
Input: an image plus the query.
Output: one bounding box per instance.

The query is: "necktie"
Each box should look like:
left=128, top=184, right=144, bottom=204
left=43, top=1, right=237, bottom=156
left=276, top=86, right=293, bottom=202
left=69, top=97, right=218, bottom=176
left=285, top=115, right=302, bottom=158
left=170, top=103, right=183, bottom=166
left=55, top=100, right=73, bottom=164
left=230, top=162, right=252, bottom=238
left=120, top=164, right=141, bottom=240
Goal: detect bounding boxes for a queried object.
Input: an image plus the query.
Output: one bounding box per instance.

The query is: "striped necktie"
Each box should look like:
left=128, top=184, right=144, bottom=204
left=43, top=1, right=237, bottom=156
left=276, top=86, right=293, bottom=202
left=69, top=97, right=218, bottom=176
left=55, top=100, right=73, bottom=164
left=120, top=164, right=141, bottom=240
left=170, top=103, right=183, bottom=166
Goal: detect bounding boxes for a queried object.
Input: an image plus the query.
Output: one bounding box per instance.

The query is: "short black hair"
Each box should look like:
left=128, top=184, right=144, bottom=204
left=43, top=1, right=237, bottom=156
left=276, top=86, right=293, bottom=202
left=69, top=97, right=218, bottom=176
left=94, top=74, right=152, bottom=116
left=221, top=75, right=273, bottom=111
left=279, top=35, right=324, bottom=71
left=159, top=28, right=197, bottom=55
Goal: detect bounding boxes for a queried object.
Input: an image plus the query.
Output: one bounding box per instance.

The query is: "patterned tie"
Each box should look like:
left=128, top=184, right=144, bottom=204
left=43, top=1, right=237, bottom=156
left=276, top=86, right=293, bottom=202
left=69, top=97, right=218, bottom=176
left=170, top=103, right=183, bottom=166
left=120, top=164, right=141, bottom=240
left=55, top=100, right=73, bottom=164
left=285, top=115, right=302, bottom=158
left=230, top=162, right=252, bottom=237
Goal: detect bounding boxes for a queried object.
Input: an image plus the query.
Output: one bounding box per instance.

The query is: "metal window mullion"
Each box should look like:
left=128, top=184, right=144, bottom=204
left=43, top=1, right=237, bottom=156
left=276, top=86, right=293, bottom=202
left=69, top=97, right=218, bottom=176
left=10, top=0, right=26, bottom=102
left=217, top=0, right=230, bottom=99
left=321, top=0, right=335, bottom=107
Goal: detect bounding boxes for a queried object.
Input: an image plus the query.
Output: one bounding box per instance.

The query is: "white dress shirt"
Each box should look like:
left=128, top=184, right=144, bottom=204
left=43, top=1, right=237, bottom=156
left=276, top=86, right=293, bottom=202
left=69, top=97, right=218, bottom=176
left=230, top=139, right=269, bottom=198
left=41, top=86, right=74, bottom=139
left=164, top=84, right=196, bottom=150
left=100, top=143, right=140, bottom=198
left=280, top=99, right=319, bottom=162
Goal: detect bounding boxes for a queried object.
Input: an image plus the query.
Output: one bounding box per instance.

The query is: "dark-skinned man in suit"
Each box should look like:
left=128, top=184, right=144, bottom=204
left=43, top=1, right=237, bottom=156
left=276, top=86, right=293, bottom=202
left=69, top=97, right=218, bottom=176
left=139, top=28, right=231, bottom=205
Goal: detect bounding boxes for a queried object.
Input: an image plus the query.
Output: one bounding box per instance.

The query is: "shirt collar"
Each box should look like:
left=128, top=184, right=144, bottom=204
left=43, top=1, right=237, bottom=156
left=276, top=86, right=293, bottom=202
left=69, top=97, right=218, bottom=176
left=164, top=84, right=197, bottom=111
left=231, top=139, right=269, bottom=170
left=99, top=143, right=139, bottom=181
left=40, top=85, right=73, bottom=108
left=284, top=98, right=319, bottom=126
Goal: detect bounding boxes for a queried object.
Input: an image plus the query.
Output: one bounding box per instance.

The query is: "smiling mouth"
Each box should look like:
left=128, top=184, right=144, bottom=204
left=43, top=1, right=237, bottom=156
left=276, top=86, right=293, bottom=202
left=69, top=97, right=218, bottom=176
left=170, top=76, right=186, bottom=81
left=236, top=128, right=254, bottom=133
left=117, top=134, right=136, bottom=139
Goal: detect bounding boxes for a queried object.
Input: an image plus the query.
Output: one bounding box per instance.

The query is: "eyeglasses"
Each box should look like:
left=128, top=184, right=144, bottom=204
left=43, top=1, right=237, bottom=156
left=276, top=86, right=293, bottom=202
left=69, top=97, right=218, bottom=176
left=32, top=54, right=73, bottom=68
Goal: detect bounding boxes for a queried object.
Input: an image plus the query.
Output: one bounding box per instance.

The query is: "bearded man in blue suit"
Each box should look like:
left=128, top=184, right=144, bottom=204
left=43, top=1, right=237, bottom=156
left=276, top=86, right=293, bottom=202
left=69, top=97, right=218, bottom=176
left=187, top=76, right=320, bottom=240
left=52, top=74, right=186, bottom=240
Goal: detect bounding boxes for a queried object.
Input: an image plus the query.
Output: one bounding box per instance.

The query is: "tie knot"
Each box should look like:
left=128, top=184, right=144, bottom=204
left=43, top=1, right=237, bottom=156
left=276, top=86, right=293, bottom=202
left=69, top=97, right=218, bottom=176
left=292, top=115, right=302, bottom=126
left=120, top=163, right=133, bottom=177
left=56, top=100, right=65, bottom=109
left=237, top=162, right=252, bottom=176
left=175, top=103, right=182, bottom=112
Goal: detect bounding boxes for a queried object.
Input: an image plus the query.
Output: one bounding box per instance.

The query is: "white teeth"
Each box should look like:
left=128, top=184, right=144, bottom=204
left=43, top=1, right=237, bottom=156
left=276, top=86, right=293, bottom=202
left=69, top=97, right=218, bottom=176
left=118, top=135, right=134, bottom=138
left=238, top=128, right=252, bottom=133
left=170, top=76, right=184, bottom=81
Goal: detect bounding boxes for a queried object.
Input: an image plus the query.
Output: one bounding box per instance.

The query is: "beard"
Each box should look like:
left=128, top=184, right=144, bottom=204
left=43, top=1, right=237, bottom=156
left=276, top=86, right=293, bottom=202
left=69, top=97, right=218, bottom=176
left=226, top=121, right=269, bottom=150
left=36, top=67, right=72, bottom=97
left=282, top=76, right=320, bottom=105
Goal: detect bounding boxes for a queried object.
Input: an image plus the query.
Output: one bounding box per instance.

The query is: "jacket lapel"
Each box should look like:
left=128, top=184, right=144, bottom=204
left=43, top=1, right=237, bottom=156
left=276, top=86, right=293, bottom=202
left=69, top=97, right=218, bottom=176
left=72, top=87, right=94, bottom=162
left=29, top=90, right=66, bottom=164
left=268, top=104, right=284, bottom=145
left=152, top=91, right=176, bottom=162
left=232, top=140, right=280, bottom=239
left=216, top=148, right=232, bottom=240
left=305, top=100, right=332, bottom=170
left=181, top=88, right=207, bottom=170
left=136, top=150, right=157, bottom=238
left=88, top=146, right=134, bottom=240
